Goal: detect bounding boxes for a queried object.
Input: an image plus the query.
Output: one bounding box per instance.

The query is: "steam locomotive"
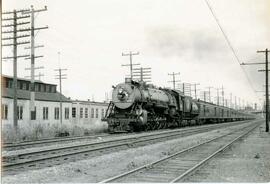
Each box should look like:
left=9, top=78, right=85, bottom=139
left=104, top=79, right=254, bottom=133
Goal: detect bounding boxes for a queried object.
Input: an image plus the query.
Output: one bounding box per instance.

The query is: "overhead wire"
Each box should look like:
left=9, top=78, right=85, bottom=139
left=204, top=0, right=260, bottom=101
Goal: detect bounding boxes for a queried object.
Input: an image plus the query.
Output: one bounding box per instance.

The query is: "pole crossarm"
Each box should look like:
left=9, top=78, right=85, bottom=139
left=24, top=55, right=44, bottom=60
left=121, top=51, right=140, bottom=80
left=2, top=9, right=30, bottom=14
left=2, top=41, right=30, bottom=46
left=22, top=6, right=47, bottom=14
left=2, top=54, right=30, bottom=59
left=25, top=66, right=44, bottom=70
left=2, top=34, right=30, bottom=40
left=2, top=15, right=30, bottom=21
left=24, top=45, right=44, bottom=49
left=258, top=69, right=270, bottom=72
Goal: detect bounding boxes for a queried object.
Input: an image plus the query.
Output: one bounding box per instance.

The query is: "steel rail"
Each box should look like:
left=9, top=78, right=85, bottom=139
left=3, top=120, right=250, bottom=159
left=3, top=121, right=251, bottom=174
left=3, top=125, right=220, bottom=165
left=3, top=120, right=251, bottom=151
left=170, top=122, right=260, bottom=182
left=99, top=121, right=261, bottom=183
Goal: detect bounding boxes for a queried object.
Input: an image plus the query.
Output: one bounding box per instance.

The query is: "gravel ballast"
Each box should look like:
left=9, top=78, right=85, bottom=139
left=2, top=121, right=264, bottom=183
left=184, top=123, right=270, bottom=183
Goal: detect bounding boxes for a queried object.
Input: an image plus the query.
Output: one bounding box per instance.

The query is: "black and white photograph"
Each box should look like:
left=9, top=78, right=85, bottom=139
left=1, top=0, right=270, bottom=183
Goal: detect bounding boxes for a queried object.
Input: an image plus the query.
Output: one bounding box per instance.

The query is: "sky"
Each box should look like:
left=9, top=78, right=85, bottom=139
left=2, top=0, right=270, bottom=109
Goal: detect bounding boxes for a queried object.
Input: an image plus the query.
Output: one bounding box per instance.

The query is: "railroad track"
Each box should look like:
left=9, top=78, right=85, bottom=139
left=99, top=120, right=262, bottom=183
left=3, top=120, right=251, bottom=151
left=2, top=120, right=254, bottom=175
left=3, top=133, right=111, bottom=151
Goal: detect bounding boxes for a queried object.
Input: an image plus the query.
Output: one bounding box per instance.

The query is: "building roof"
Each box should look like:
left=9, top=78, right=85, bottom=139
left=72, top=100, right=109, bottom=106
left=2, top=74, right=57, bottom=86
left=2, top=88, right=71, bottom=102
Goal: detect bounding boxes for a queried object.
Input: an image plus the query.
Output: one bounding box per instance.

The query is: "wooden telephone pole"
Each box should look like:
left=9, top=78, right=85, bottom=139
left=168, top=72, right=180, bottom=90
left=54, top=68, right=67, bottom=125
left=121, top=51, right=140, bottom=80
left=241, top=48, right=269, bottom=132
left=2, top=9, right=31, bottom=132
left=191, top=83, right=200, bottom=99
left=22, top=5, right=48, bottom=119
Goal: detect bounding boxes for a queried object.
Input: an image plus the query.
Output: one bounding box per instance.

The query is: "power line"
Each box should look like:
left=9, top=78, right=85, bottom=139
left=204, top=0, right=259, bottom=100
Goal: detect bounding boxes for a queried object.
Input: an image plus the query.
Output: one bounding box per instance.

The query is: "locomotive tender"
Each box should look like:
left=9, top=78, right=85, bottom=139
left=104, top=79, right=254, bottom=133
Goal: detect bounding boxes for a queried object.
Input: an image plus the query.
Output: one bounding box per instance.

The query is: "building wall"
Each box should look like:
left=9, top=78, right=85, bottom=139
left=2, top=98, right=109, bottom=128
left=71, top=101, right=109, bottom=125
left=2, top=98, right=72, bottom=127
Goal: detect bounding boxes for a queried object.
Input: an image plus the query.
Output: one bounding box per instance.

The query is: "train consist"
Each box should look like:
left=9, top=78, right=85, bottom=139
left=104, top=79, right=255, bottom=133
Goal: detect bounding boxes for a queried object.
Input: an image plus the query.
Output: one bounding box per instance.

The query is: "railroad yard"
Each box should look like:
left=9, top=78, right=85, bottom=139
left=2, top=1, right=270, bottom=183
left=2, top=119, right=269, bottom=183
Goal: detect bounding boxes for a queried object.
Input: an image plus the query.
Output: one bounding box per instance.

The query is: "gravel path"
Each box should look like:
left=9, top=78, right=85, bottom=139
left=184, top=123, right=270, bottom=183
left=2, top=121, right=256, bottom=183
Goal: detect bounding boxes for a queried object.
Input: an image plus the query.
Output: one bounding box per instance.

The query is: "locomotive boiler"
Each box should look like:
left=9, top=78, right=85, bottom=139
left=104, top=79, right=200, bottom=132
left=103, top=79, right=254, bottom=133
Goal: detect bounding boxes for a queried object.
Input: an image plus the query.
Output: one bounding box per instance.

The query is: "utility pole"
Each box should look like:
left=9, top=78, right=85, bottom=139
left=221, top=85, right=225, bottom=106
left=230, top=93, right=232, bottom=109
left=2, top=9, right=31, bottom=132
left=121, top=51, right=140, bottom=80
left=241, top=48, right=270, bottom=132
left=191, top=83, right=200, bottom=99
left=203, top=91, right=207, bottom=101
left=168, top=72, right=180, bottom=90
left=206, top=86, right=213, bottom=103
left=132, top=67, right=151, bottom=83
left=55, top=68, right=67, bottom=125
left=215, top=88, right=222, bottom=105
left=257, top=49, right=270, bottom=132
left=234, top=96, right=237, bottom=110
left=22, top=6, right=48, bottom=120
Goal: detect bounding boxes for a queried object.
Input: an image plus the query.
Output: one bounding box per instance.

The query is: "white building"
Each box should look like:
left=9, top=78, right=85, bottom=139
left=1, top=75, right=109, bottom=129
left=71, top=100, right=109, bottom=125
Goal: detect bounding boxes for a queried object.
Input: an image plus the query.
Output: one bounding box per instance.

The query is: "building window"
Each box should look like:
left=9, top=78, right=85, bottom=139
left=65, top=108, right=69, bottom=119
left=17, top=106, right=23, bottom=120
left=54, top=107, right=60, bottom=120
left=22, top=82, right=27, bottom=90
left=17, top=82, right=20, bottom=89
left=85, top=108, right=88, bottom=118
left=96, top=108, right=99, bottom=118
left=91, top=108, right=94, bottom=118
left=101, top=109, right=105, bottom=118
left=35, top=84, right=39, bottom=91
left=30, top=107, right=36, bottom=120
left=51, top=86, right=54, bottom=93
left=43, top=107, right=49, bottom=120
left=80, top=108, right=83, bottom=118
left=72, top=107, right=76, bottom=118
left=19, top=82, right=23, bottom=89
left=46, top=85, right=50, bottom=92
left=5, top=79, right=9, bottom=88
left=2, top=104, right=8, bottom=119
left=8, top=80, right=13, bottom=88
left=38, top=84, right=42, bottom=92
left=51, top=86, right=56, bottom=93
left=40, top=84, right=45, bottom=92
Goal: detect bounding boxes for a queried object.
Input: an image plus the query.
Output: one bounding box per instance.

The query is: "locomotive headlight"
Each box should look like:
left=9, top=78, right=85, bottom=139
left=117, top=87, right=129, bottom=101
